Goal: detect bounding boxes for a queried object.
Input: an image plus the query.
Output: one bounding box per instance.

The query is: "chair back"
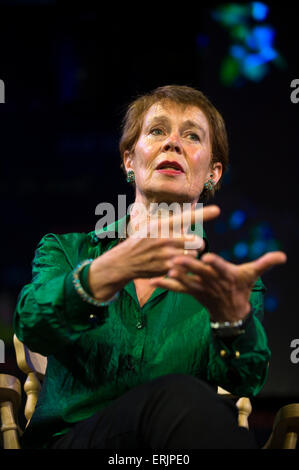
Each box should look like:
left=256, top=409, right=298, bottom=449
left=2, top=336, right=298, bottom=449
left=0, top=336, right=47, bottom=449
left=0, top=374, right=21, bottom=449
left=13, top=335, right=47, bottom=425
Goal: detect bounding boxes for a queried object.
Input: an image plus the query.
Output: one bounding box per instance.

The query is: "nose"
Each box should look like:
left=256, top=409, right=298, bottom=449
left=162, top=133, right=183, bottom=154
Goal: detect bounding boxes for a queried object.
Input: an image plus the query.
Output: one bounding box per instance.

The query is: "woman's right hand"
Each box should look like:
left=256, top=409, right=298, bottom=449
left=88, top=205, right=220, bottom=302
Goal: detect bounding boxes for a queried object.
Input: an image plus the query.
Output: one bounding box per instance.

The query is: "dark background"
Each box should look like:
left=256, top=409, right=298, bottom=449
left=0, top=0, right=298, bottom=448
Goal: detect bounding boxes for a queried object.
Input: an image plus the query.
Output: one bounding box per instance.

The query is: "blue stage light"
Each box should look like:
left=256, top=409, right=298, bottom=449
left=251, top=2, right=269, bottom=21
left=242, top=55, right=268, bottom=81
left=250, top=240, right=267, bottom=257
left=219, top=250, right=232, bottom=261
left=252, top=25, right=275, bottom=49
left=214, top=220, right=227, bottom=234
left=244, top=53, right=265, bottom=67
left=260, top=46, right=277, bottom=61
left=229, top=210, right=246, bottom=229
left=230, top=45, right=246, bottom=59
left=264, top=294, right=278, bottom=312
left=196, top=34, right=209, bottom=48
left=211, top=3, right=284, bottom=86
left=257, top=223, right=273, bottom=239
left=233, top=242, right=249, bottom=259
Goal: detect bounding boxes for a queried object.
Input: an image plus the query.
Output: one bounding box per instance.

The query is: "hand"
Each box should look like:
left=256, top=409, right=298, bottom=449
left=128, top=203, right=220, bottom=244
left=89, top=205, right=220, bottom=300
left=110, top=204, right=221, bottom=280
left=149, top=250, right=287, bottom=323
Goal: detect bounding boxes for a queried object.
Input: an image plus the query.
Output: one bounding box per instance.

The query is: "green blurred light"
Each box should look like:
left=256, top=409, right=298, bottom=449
left=249, top=240, right=267, bottom=257
left=231, top=25, right=250, bottom=41
left=274, top=54, right=287, bottom=69
left=212, top=4, right=250, bottom=27
left=266, top=239, right=282, bottom=251
left=220, top=56, right=240, bottom=85
left=210, top=3, right=286, bottom=86
left=219, top=250, right=232, bottom=261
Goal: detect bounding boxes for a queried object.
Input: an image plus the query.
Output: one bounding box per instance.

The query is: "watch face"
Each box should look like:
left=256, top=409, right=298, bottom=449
left=215, top=328, right=245, bottom=338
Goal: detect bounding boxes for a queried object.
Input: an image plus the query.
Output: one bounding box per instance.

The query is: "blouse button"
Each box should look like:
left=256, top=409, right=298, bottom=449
left=136, top=321, right=144, bottom=329
left=90, top=233, right=100, bottom=246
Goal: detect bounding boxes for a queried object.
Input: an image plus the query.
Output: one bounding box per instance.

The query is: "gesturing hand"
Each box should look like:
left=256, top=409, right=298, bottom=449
left=149, top=250, right=287, bottom=323
left=89, top=205, right=220, bottom=301
left=114, top=204, right=221, bottom=280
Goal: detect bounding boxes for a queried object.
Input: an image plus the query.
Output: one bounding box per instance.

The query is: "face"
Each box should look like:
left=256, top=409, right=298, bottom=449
left=124, top=100, right=222, bottom=206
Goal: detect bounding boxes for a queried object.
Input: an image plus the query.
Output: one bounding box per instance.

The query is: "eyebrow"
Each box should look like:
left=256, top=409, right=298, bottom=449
left=146, top=115, right=206, bottom=138
left=181, top=119, right=206, bottom=138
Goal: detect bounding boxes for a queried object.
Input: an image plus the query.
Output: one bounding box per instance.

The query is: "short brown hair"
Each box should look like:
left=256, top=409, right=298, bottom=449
left=119, top=85, right=229, bottom=199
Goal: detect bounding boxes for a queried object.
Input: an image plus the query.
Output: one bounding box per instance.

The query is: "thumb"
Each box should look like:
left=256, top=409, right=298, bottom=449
left=189, top=205, right=221, bottom=225
left=252, top=251, right=287, bottom=277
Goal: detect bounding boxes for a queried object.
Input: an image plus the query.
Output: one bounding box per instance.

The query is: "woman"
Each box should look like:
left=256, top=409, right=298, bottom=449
left=14, top=85, right=286, bottom=449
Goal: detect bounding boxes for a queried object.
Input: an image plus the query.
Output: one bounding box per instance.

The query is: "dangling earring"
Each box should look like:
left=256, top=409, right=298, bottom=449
left=204, top=174, right=215, bottom=191
left=126, top=170, right=135, bottom=183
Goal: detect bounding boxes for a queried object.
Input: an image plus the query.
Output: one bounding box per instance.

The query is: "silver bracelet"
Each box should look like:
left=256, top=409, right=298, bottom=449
left=210, top=318, right=245, bottom=338
left=72, top=259, right=119, bottom=307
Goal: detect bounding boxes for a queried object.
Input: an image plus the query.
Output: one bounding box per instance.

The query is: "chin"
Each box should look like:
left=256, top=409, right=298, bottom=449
left=147, top=184, right=193, bottom=204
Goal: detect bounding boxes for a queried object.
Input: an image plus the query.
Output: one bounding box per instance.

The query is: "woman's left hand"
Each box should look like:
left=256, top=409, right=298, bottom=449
left=149, top=251, right=287, bottom=323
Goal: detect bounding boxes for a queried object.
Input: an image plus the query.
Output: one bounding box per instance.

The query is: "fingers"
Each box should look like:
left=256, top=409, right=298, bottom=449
left=251, top=251, right=287, bottom=277
left=200, top=250, right=287, bottom=280
left=131, top=205, right=220, bottom=242
left=166, top=235, right=205, bottom=251
left=171, top=255, right=219, bottom=280
left=181, top=249, right=198, bottom=258
left=200, top=252, right=235, bottom=279
left=201, top=205, right=221, bottom=222
left=149, top=276, right=186, bottom=292
left=154, top=204, right=220, bottom=233
left=129, top=204, right=220, bottom=239
left=169, top=204, right=220, bottom=231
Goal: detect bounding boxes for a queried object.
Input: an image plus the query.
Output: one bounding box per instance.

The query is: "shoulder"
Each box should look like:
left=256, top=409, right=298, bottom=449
left=34, top=231, right=99, bottom=268
left=37, top=231, right=93, bottom=250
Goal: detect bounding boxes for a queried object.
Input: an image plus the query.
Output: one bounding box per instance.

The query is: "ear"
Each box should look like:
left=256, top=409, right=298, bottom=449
left=123, top=150, right=134, bottom=173
left=210, top=162, right=222, bottom=185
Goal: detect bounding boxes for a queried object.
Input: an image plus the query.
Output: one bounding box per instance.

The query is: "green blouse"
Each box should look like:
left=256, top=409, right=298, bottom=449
left=13, top=215, right=271, bottom=449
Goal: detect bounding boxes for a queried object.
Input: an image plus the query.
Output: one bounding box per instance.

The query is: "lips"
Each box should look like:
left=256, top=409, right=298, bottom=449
left=156, top=160, right=184, bottom=173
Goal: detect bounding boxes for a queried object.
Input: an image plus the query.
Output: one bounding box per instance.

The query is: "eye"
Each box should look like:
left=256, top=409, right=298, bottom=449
left=150, top=127, right=164, bottom=136
left=186, top=132, right=200, bottom=142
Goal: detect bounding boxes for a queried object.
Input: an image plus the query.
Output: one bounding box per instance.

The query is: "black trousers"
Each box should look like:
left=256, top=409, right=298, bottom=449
left=48, top=374, right=258, bottom=449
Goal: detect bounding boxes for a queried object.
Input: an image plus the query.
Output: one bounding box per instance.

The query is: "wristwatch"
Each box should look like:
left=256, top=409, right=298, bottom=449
left=210, top=310, right=252, bottom=338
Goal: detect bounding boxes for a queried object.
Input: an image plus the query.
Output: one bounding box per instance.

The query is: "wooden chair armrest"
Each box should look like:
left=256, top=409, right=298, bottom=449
left=217, top=386, right=236, bottom=399
left=263, top=403, right=299, bottom=449
left=0, top=374, right=22, bottom=449
left=217, top=387, right=252, bottom=429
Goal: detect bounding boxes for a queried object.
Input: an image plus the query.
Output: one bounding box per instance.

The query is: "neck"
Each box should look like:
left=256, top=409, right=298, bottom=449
left=127, top=191, right=199, bottom=238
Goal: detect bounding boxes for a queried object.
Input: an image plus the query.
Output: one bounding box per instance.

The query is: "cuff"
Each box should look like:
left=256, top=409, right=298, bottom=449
left=210, top=310, right=255, bottom=358
left=64, top=268, right=104, bottom=331
left=80, top=263, right=93, bottom=296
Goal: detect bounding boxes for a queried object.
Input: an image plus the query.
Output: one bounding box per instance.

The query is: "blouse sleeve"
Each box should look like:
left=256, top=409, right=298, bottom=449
left=206, top=278, right=271, bottom=397
left=13, top=233, right=103, bottom=356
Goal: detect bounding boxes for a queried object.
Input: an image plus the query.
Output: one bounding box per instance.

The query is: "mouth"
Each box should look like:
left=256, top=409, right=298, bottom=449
left=155, top=160, right=184, bottom=175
